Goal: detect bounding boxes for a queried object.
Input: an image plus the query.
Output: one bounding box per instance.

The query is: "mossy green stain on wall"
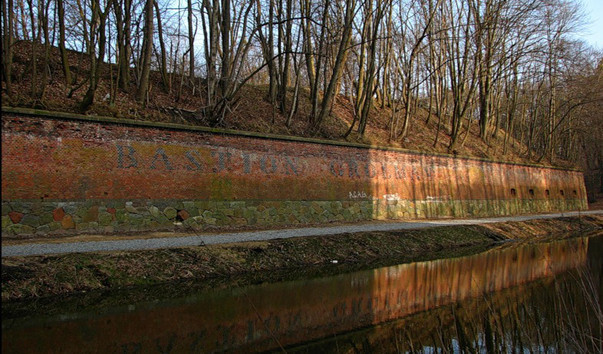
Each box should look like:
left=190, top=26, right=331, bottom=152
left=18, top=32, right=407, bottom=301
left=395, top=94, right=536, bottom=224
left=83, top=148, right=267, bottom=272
left=209, top=178, right=234, bottom=200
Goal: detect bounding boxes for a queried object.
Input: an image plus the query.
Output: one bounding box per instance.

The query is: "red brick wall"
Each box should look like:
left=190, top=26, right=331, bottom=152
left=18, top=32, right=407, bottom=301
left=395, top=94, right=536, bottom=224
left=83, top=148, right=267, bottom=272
left=1, top=112, right=587, bottom=202
left=1, top=108, right=588, bottom=236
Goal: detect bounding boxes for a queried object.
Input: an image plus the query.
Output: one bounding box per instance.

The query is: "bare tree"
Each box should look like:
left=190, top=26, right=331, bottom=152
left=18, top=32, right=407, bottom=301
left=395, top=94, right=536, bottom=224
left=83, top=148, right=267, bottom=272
left=154, top=0, right=169, bottom=91
left=1, top=0, right=15, bottom=95
left=135, top=0, right=153, bottom=103
left=255, top=0, right=277, bottom=104
left=57, top=0, right=72, bottom=86
left=388, top=0, right=441, bottom=142
left=113, top=0, right=133, bottom=90
left=347, top=0, right=387, bottom=137
left=79, top=0, right=113, bottom=111
left=307, top=0, right=357, bottom=132
left=187, top=0, right=194, bottom=78
left=444, top=0, right=478, bottom=152
left=199, top=0, right=259, bottom=125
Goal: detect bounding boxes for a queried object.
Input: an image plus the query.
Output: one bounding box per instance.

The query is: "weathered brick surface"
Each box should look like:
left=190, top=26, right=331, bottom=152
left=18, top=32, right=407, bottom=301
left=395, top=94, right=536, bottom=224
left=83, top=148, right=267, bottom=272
left=1, top=110, right=588, bottom=237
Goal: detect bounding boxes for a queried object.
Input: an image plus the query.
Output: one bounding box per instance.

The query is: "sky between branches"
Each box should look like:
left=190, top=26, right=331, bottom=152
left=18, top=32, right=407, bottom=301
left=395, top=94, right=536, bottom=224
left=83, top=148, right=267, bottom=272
left=581, top=0, right=603, bottom=49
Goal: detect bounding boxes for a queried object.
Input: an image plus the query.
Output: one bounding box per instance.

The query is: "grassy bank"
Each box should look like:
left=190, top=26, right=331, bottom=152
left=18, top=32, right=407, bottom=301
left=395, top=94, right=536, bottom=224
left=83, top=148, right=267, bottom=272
left=2, top=215, right=602, bottom=302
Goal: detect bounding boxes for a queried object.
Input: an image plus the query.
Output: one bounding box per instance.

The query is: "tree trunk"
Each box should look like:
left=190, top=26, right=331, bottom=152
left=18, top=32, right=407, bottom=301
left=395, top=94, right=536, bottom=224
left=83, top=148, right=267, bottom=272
left=311, top=0, right=355, bottom=131
left=80, top=0, right=111, bottom=111
left=2, top=0, right=14, bottom=95
left=37, top=0, right=51, bottom=101
left=219, top=0, right=231, bottom=98
left=136, top=0, right=154, bottom=103
left=277, top=0, right=293, bottom=114
left=57, top=0, right=71, bottom=86
left=187, top=0, right=194, bottom=78
left=154, top=0, right=169, bottom=91
left=114, top=0, right=132, bottom=89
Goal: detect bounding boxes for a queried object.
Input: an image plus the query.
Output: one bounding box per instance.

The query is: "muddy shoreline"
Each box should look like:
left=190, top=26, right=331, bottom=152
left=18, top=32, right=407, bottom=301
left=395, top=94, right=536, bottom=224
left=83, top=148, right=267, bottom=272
left=2, top=215, right=602, bottom=303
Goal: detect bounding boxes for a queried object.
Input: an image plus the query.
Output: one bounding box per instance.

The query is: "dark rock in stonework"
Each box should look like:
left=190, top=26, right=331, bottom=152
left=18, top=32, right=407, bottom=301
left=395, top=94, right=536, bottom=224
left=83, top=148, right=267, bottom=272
left=20, top=214, right=40, bottom=227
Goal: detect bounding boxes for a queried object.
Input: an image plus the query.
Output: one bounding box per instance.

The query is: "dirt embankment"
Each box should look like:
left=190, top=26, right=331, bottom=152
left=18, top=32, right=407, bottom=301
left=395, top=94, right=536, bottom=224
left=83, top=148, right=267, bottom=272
left=2, top=215, right=602, bottom=302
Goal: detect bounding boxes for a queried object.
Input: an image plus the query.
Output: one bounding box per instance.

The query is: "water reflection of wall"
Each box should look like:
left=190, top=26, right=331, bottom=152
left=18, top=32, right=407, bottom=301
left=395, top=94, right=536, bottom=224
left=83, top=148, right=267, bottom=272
left=367, top=238, right=588, bottom=325
left=2, top=238, right=589, bottom=353
left=312, top=235, right=603, bottom=354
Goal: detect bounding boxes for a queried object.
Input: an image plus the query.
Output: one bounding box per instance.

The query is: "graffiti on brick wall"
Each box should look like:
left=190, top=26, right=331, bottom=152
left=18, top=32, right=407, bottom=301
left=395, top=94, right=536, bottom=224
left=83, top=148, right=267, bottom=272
left=349, top=191, right=371, bottom=199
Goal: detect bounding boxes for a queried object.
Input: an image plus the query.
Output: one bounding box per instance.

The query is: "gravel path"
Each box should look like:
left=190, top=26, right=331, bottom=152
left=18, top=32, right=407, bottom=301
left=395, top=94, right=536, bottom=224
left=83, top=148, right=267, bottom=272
left=2, top=210, right=601, bottom=257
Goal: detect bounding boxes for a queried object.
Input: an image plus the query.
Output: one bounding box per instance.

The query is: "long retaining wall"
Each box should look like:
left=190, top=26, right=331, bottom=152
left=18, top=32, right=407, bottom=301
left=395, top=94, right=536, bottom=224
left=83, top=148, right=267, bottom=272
left=1, top=107, right=588, bottom=238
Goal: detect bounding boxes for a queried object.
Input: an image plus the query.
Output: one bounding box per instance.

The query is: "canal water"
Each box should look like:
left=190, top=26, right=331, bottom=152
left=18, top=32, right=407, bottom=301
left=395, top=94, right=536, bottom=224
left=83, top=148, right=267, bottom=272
left=3, top=234, right=602, bottom=353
